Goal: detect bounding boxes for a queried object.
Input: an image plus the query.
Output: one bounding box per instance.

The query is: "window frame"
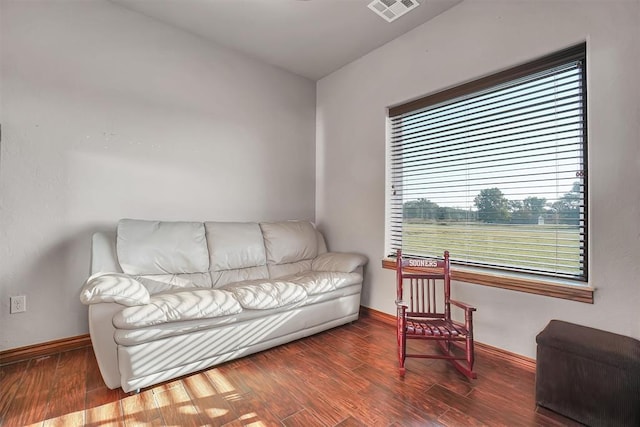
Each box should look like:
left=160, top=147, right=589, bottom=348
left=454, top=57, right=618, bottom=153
left=385, top=43, right=592, bottom=302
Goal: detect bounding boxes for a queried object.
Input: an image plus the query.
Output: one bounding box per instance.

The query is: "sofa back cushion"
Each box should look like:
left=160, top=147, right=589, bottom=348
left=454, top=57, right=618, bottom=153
left=205, top=222, right=267, bottom=271
left=316, top=230, right=328, bottom=255
left=205, top=222, right=269, bottom=288
left=117, top=219, right=210, bottom=275
left=260, top=221, right=318, bottom=265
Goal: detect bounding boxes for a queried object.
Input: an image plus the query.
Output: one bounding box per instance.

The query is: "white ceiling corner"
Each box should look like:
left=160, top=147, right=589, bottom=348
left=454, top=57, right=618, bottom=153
left=109, top=0, right=462, bottom=81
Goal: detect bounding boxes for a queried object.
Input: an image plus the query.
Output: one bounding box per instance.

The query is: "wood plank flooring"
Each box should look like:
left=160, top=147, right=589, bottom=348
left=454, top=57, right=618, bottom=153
left=0, top=317, right=578, bottom=426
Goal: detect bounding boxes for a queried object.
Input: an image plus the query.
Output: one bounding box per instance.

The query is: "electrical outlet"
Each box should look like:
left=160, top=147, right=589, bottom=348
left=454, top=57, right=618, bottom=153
left=10, top=295, right=26, bottom=314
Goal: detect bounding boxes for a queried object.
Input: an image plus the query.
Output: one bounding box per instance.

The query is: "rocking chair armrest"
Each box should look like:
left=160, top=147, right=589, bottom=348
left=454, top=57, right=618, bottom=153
left=449, top=299, right=476, bottom=313
left=395, top=299, right=408, bottom=308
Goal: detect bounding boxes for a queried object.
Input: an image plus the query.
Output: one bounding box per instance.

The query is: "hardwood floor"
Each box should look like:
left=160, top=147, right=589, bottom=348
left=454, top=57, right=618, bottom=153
left=0, top=317, right=578, bottom=427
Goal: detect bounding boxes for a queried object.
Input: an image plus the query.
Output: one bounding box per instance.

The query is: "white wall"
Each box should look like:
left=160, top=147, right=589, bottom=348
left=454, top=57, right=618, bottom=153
left=317, top=0, right=640, bottom=358
left=0, top=0, right=316, bottom=351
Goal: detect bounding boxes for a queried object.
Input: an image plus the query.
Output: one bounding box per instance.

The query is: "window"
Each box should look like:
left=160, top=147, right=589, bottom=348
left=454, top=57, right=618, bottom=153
left=387, top=43, right=587, bottom=283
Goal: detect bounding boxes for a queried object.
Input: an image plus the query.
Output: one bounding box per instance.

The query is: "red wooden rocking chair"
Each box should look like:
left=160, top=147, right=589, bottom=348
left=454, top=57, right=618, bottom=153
left=396, top=249, right=477, bottom=379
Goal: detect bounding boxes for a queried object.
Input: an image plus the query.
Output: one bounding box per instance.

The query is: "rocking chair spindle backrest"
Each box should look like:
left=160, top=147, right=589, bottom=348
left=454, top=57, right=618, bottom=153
left=396, top=250, right=451, bottom=319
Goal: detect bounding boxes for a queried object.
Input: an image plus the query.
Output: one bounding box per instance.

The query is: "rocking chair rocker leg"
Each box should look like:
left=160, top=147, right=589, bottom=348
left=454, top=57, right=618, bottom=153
left=398, top=331, right=407, bottom=376
left=467, top=336, right=475, bottom=373
left=398, top=353, right=406, bottom=376
left=449, top=337, right=477, bottom=379
left=436, top=339, right=452, bottom=356
left=450, top=359, right=477, bottom=380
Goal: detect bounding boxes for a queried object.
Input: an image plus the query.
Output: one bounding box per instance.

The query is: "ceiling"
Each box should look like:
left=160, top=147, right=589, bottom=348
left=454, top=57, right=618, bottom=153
left=110, top=0, right=462, bottom=81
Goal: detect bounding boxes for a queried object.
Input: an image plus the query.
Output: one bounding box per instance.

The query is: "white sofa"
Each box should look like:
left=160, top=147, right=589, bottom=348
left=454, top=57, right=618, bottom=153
left=80, top=219, right=367, bottom=392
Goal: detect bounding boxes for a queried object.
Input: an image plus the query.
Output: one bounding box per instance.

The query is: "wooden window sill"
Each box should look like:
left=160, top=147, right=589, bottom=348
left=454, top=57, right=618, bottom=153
left=381, top=258, right=594, bottom=304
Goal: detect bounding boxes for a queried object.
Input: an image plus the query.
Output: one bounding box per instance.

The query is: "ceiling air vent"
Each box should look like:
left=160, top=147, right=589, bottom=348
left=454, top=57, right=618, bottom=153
left=367, top=0, right=420, bottom=23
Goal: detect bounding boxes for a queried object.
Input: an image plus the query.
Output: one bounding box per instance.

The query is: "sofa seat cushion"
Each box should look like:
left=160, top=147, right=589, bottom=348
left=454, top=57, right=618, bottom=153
left=286, top=271, right=363, bottom=295
left=267, top=260, right=313, bottom=279
left=210, top=266, right=270, bottom=288
left=114, top=314, right=241, bottom=345
left=113, top=286, right=357, bottom=346
left=113, top=289, right=242, bottom=328
left=222, top=279, right=307, bottom=310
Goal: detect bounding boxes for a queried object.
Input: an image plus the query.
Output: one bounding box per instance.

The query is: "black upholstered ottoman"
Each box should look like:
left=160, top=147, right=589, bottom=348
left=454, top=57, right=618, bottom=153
left=535, top=320, right=640, bottom=427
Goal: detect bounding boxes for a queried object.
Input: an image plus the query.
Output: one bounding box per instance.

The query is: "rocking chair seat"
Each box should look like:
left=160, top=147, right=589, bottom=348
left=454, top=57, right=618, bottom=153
left=406, top=318, right=468, bottom=338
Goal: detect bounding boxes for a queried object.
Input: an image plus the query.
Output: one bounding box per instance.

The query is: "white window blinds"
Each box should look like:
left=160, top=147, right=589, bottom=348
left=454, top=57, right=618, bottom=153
left=388, top=43, right=587, bottom=281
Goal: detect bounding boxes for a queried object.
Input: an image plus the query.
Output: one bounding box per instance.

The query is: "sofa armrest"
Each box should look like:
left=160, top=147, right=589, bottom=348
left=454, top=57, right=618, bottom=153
left=80, top=273, right=150, bottom=306
left=312, top=252, right=368, bottom=273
